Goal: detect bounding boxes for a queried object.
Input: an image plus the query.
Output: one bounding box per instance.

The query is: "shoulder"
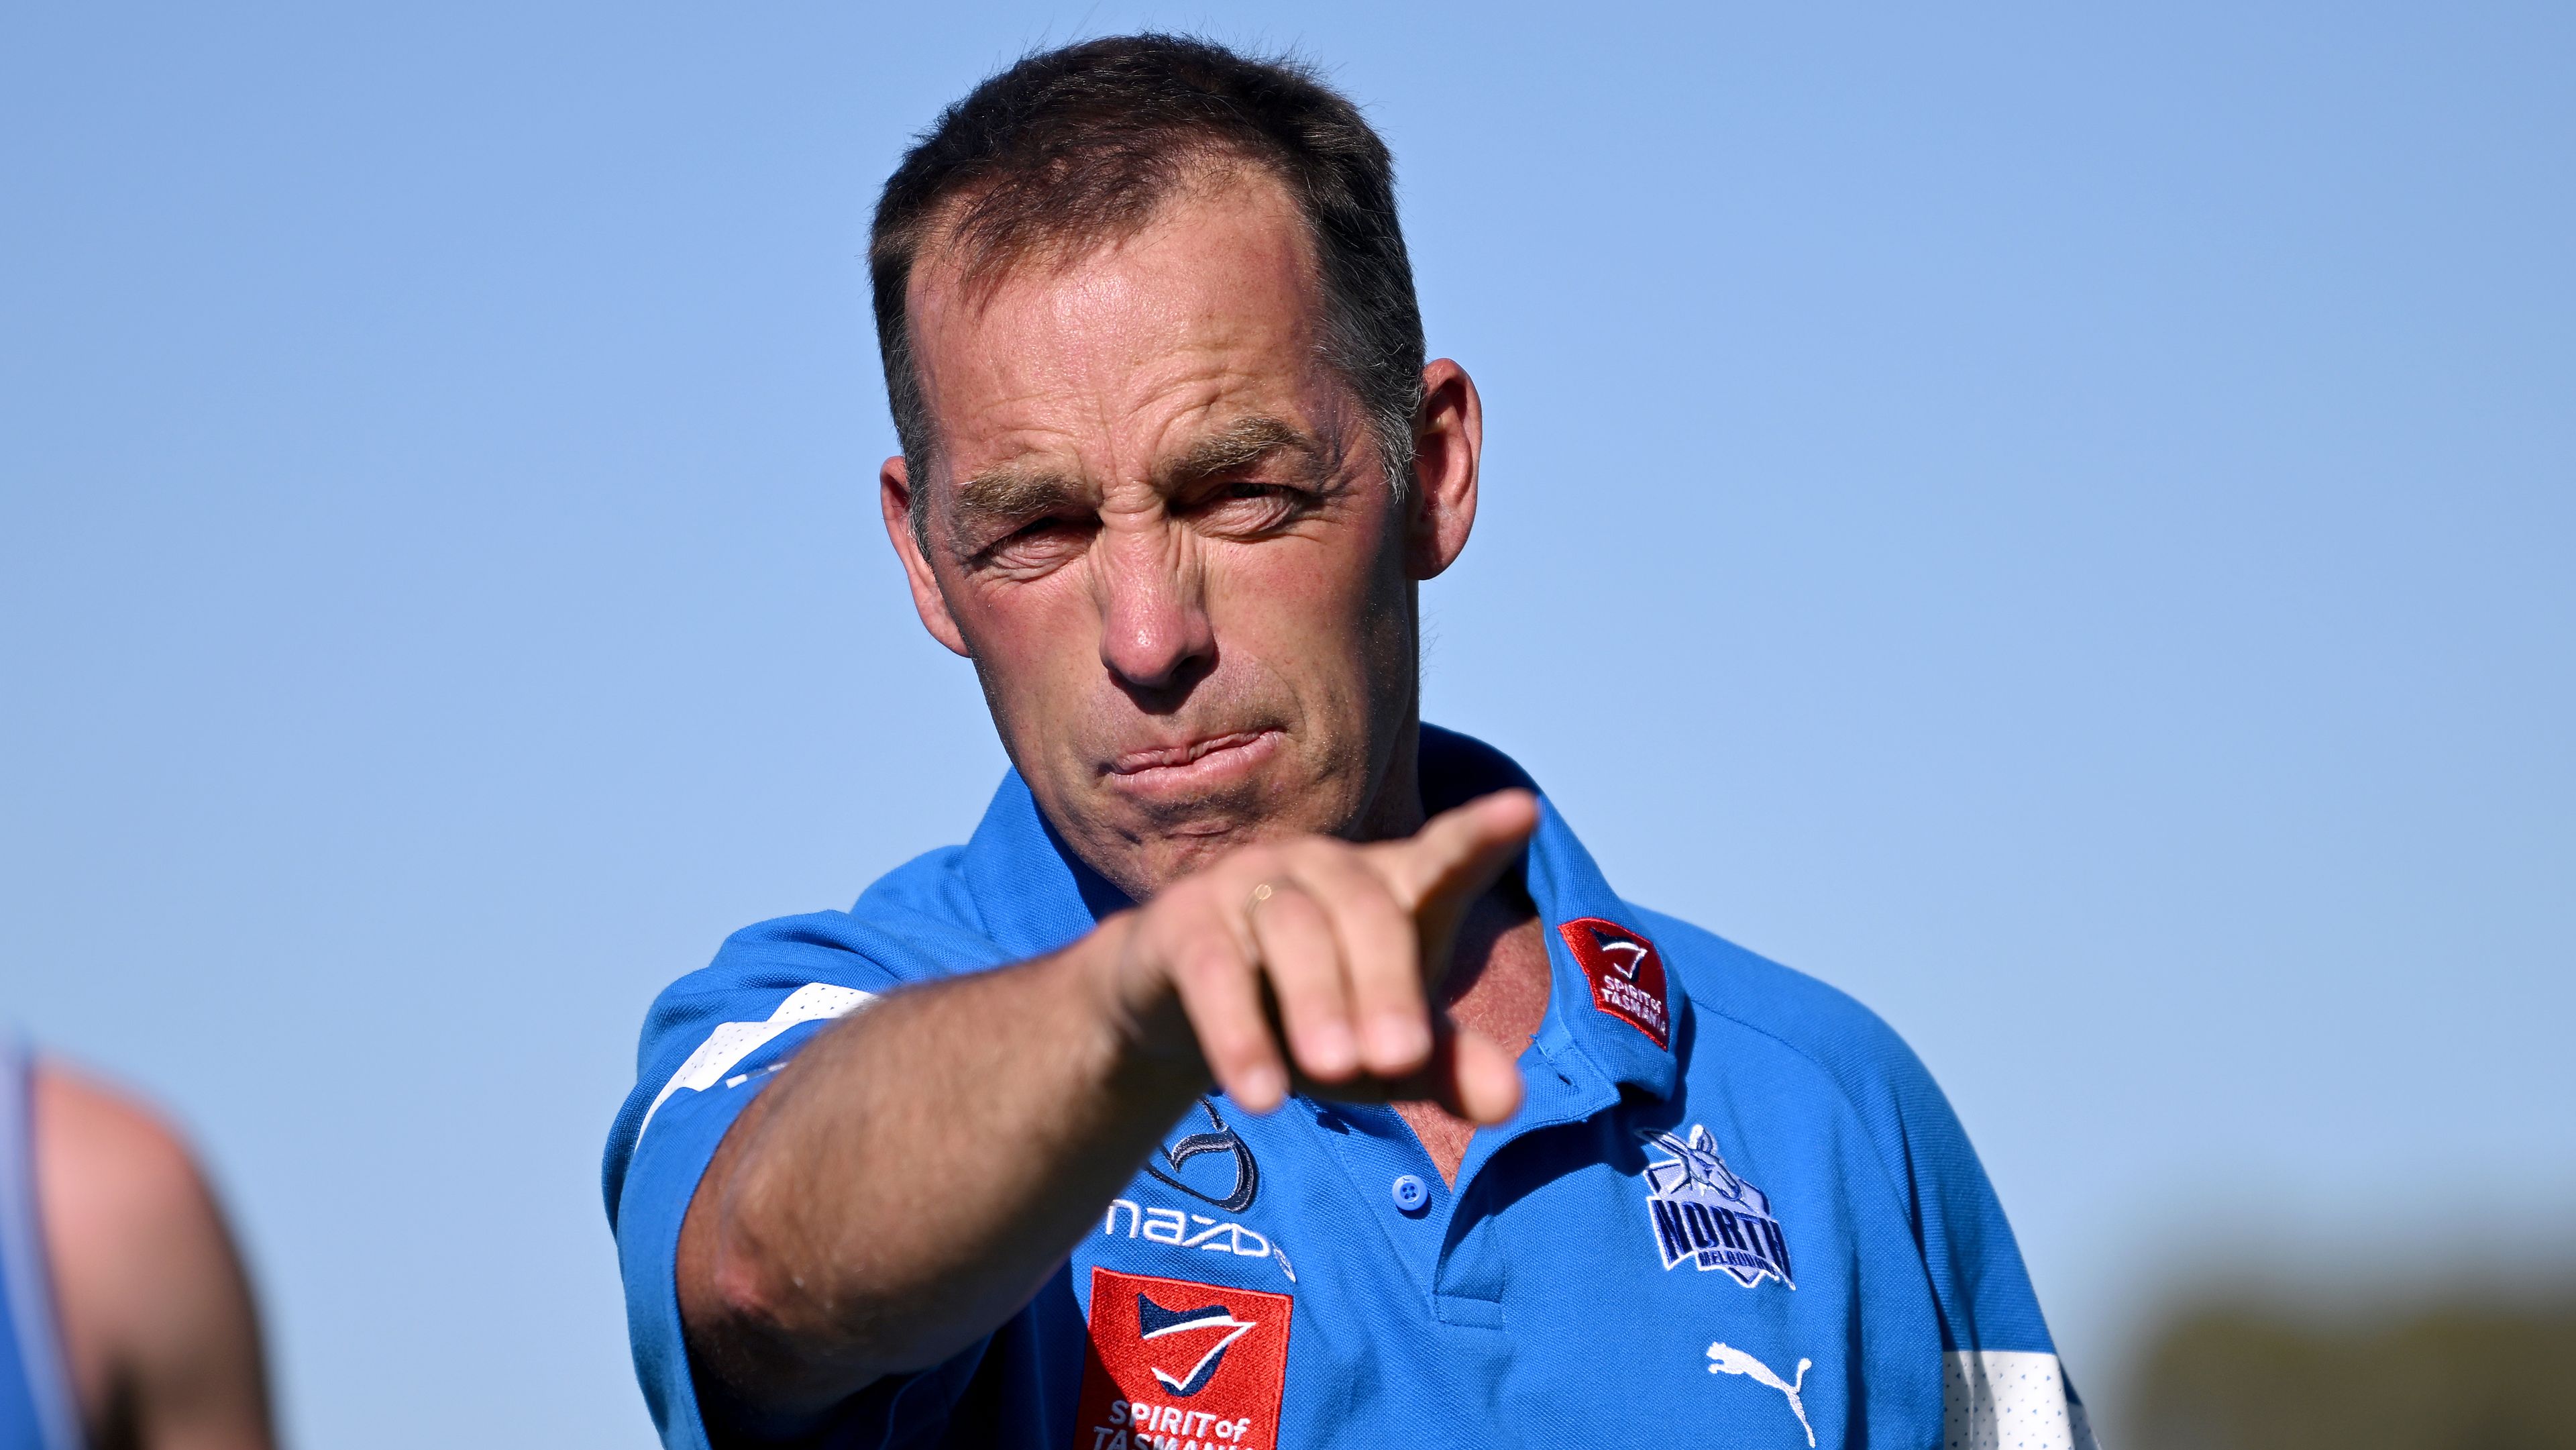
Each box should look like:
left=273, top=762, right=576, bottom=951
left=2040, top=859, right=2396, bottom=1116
left=32, top=1064, right=252, bottom=1382
left=1640, top=907, right=1940, bottom=1105
left=1636, top=907, right=1988, bottom=1202
left=1637, top=908, right=2055, bottom=1353
left=602, top=850, right=1020, bottom=1216
left=653, top=845, right=1014, bottom=1021
left=32, top=1063, right=274, bottom=1447
left=31, top=1063, right=213, bottom=1251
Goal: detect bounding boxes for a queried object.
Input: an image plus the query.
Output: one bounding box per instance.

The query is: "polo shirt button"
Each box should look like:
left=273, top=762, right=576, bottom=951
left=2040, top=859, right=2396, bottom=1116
left=1391, top=1174, right=1429, bottom=1212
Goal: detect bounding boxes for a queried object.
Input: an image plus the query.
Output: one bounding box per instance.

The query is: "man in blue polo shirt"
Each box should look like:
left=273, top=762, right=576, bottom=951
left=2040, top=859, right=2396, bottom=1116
left=605, top=35, right=2099, bottom=1450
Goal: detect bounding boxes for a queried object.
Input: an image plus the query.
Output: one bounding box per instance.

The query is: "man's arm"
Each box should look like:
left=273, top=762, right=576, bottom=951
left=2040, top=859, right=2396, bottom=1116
left=34, top=1066, right=276, bottom=1450
left=677, top=790, right=1537, bottom=1425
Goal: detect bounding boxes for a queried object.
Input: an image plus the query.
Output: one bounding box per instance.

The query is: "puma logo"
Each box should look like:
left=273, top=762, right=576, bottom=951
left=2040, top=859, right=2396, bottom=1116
left=1707, top=1341, right=1815, bottom=1447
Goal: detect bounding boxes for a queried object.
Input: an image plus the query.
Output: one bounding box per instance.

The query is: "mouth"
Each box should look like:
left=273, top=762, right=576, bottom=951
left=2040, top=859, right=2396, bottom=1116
left=1106, top=729, right=1282, bottom=790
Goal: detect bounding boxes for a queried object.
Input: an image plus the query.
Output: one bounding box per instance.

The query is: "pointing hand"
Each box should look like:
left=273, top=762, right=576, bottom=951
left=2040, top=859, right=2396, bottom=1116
left=1097, top=790, right=1540, bottom=1124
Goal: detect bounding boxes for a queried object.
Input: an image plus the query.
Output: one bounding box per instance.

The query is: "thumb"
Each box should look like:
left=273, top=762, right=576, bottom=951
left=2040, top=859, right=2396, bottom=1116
left=1375, top=789, right=1540, bottom=983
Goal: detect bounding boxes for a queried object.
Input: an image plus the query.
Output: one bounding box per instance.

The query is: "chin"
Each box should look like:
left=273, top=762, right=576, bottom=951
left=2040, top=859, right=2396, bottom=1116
left=1106, top=788, right=1277, bottom=874
left=1080, top=771, right=1359, bottom=899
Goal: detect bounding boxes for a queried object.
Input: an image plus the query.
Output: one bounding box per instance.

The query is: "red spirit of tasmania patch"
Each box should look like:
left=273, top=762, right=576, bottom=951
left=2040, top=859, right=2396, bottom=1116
left=1558, top=917, right=1671, bottom=1049
left=1073, top=1267, right=1291, bottom=1450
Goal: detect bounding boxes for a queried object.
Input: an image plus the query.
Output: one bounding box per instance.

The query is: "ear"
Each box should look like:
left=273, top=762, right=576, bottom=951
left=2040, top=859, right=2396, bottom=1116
left=879, top=454, right=972, bottom=658
left=1405, top=359, right=1483, bottom=581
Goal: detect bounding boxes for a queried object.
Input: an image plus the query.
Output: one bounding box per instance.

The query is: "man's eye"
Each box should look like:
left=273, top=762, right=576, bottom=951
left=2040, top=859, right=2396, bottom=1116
left=973, top=517, right=1092, bottom=571
left=1200, top=482, right=1304, bottom=529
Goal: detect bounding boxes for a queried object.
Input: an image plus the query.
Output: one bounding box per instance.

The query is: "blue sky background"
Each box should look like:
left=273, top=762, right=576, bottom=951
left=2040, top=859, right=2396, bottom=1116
left=4, top=4, right=2569, bottom=1443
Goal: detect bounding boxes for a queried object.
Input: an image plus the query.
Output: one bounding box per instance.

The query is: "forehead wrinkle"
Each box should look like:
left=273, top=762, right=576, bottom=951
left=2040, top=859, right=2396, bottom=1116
left=914, top=179, right=1360, bottom=529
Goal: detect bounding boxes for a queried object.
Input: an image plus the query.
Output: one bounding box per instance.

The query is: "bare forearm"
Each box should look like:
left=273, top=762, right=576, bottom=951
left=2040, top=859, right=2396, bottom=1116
left=676, top=791, right=1543, bottom=1425
left=679, top=919, right=1202, bottom=1414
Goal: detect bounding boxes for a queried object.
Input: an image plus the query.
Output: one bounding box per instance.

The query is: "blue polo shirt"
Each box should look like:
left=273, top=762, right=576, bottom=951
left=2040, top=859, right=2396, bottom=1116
left=604, top=727, right=2098, bottom=1449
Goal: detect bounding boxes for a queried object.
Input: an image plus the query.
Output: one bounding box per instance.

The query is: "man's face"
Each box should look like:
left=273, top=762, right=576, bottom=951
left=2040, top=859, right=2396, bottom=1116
left=882, top=169, right=1474, bottom=898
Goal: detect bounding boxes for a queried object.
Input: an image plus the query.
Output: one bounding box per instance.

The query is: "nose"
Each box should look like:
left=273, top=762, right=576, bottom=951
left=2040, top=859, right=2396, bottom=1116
left=1096, top=526, right=1214, bottom=696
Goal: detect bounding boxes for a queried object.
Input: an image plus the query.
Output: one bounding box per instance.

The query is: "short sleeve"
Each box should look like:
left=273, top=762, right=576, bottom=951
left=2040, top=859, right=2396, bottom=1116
left=602, top=909, right=1010, bottom=1448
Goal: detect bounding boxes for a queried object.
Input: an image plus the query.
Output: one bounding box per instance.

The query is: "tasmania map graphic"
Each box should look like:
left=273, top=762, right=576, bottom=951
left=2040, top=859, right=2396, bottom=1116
left=1075, top=1268, right=1291, bottom=1449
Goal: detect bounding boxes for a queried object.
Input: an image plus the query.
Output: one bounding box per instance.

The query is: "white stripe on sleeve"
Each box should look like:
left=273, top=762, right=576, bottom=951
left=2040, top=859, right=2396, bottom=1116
left=1943, top=1349, right=2102, bottom=1450
left=634, top=982, right=876, bottom=1146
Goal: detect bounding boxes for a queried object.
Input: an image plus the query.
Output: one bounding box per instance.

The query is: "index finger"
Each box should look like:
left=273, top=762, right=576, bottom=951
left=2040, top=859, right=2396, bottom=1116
left=1368, top=789, right=1538, bottom=957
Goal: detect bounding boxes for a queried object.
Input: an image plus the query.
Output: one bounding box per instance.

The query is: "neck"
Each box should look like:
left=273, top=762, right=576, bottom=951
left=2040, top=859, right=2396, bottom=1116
left=1347, top=709, right=1427, bottom=845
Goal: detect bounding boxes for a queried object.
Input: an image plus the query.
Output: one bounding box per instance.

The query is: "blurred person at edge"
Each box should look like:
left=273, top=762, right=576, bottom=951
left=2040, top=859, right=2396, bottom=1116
left=1, top=1039, right=276, bottom=1450
left=604, top=35, right=2099, bottom=1450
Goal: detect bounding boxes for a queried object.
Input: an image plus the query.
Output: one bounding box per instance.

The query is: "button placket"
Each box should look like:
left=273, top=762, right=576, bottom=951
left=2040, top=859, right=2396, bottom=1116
left=1302, top=1100, right=1454, bottom=1297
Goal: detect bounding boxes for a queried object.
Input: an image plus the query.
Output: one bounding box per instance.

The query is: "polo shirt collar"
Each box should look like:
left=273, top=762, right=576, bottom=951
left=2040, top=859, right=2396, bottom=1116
left=948, top=725, right=1684, bottom=1104
left=1417, top=726, right=1684, bottom=1105
left=953, top=768, right=1132, bottom=962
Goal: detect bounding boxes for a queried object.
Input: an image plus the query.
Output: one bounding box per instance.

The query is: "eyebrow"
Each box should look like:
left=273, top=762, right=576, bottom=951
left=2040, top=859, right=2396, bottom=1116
left=1159, top=415, right=1320, bottom=484
left=952, top=463, right=1083, bottom=525
left=951, top=414, right=1324, bottom=525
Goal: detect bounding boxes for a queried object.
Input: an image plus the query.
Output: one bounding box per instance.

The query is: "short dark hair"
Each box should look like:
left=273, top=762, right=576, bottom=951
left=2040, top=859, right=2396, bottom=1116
left=869, top=35, right=1426, bottom=531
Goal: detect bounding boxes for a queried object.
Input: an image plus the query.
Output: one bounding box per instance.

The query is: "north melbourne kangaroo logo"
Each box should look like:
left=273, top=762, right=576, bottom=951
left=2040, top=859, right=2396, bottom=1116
left=1642, top=1125, right=1795, bottom=1288
left=1707, top=1342, right=1816, bottom=1447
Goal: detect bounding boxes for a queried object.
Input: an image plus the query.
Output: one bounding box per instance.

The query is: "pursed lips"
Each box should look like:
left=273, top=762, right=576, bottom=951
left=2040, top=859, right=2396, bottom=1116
left=1106, top=729, right=1280, bottom=782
